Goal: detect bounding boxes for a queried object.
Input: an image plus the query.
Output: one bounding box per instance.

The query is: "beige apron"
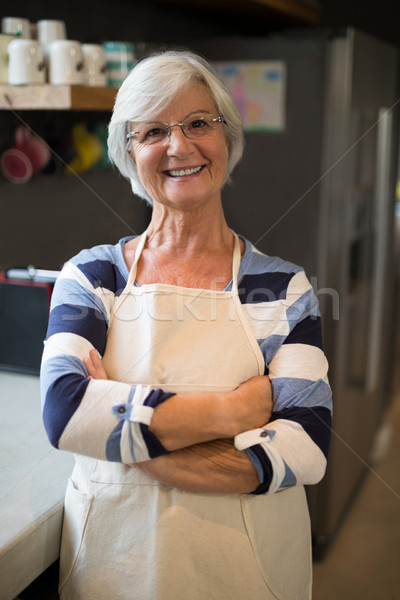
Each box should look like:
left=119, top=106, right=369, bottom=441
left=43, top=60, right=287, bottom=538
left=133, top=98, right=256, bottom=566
left=59, top=231, right=312, bottom=600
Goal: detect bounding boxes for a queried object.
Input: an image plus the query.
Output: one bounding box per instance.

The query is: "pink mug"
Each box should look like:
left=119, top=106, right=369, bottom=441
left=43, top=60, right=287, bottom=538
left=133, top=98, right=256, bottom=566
left=0, top=125, right=51, bottom=183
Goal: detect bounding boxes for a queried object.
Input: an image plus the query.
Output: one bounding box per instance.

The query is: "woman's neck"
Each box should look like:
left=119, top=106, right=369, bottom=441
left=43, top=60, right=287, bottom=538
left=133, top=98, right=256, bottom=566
left=145, top=201, right=233, bottom=258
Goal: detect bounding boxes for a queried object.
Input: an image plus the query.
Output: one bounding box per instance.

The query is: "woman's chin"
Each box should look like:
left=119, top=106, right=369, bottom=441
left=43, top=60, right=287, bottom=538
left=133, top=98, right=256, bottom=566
left=151, top=180, right=223, bottom=211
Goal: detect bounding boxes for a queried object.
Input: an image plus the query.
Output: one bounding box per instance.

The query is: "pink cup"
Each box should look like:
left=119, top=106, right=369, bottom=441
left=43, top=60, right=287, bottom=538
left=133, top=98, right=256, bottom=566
left=0, top=125, right=51, bottom=183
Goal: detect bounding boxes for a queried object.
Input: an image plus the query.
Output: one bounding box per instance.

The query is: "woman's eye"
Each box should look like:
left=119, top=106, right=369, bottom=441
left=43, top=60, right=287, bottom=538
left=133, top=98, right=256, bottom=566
left=190, top=119, right=208, bottom=130
left=145, top=127, right=165, bottom=139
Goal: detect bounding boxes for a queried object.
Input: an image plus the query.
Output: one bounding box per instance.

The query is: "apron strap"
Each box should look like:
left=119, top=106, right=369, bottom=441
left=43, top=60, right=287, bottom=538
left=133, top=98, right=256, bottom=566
left=231, top=231, right=242, bottom=292
left=124, top=229, right=149, bottom=290
left=122, top=228, right=240, bottom=298
left=109, top=230, right=148, bottom=323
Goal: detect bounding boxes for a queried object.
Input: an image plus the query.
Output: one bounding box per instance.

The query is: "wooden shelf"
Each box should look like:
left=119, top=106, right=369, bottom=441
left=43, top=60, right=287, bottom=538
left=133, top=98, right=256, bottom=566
left=152, top=0, right=320, bottom=25
left=0, top=84, right=117, bottom=111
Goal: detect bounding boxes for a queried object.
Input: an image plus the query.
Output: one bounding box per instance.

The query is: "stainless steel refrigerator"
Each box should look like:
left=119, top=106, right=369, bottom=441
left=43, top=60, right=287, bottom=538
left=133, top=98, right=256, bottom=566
left=192, top=28, right=399, bottom=557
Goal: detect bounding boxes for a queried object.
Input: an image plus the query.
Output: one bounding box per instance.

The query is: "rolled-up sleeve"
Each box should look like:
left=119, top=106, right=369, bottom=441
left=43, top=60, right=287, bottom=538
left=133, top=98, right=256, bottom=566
left=235, top=262, right=332, bottom=494
left=40, top=248, right=173, bottom=463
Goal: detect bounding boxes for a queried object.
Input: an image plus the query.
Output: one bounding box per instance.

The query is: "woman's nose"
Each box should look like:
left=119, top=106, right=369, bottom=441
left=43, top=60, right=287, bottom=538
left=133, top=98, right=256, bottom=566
left=166, top=126, right=194, bottom=155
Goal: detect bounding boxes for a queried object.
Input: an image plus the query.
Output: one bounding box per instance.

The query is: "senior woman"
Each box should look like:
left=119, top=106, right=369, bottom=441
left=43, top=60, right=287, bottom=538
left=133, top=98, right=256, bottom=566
left=40, top=50, right=332, bottom=600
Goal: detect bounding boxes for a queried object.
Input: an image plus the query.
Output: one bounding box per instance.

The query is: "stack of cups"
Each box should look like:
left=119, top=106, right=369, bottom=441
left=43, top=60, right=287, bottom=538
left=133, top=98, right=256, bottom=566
left=102, top=41, right=135, bottom=87
left=36, top=20, right=85, bottom=85
left=1, top=16, right=40, bottom=84
left=37, top=19, right=67, bottom=62
left=1, top=18, right=133, bottom=87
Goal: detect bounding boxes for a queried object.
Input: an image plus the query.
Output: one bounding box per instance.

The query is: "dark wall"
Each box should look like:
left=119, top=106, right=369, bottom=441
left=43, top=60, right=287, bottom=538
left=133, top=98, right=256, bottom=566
left=319, top=0, right=400, bottom=47
left=2, top=0, right=397, bottom=51
left=0, top=0, right=280, bottom=46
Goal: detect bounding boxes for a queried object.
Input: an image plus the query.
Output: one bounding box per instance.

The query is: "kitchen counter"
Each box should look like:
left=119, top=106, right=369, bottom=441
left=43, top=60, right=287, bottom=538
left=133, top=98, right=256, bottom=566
left=0, top=372, right=74, bottom=600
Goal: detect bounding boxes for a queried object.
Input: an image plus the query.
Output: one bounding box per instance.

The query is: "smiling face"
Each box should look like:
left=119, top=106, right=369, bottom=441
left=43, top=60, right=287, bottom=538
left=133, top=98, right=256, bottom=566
left=128, top=82, right=229, bottom=211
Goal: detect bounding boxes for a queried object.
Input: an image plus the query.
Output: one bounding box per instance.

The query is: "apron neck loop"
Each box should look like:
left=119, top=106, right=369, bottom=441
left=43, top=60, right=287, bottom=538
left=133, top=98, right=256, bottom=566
left=126, top=229, right=241, bottom=291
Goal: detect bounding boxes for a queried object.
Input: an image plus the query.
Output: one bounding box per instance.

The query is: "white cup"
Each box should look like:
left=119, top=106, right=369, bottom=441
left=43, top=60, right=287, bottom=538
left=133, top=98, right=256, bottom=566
left=48, top=40, right=84, bottom=85
left=8, top=39, right=45, bottom=85
left=0, top=33, right=15, bottom=83
left=37, top=20, right=67, bottom=54
left=1, top=17, right=31, bottom=39
left=82, top=44, right=107, bottom=86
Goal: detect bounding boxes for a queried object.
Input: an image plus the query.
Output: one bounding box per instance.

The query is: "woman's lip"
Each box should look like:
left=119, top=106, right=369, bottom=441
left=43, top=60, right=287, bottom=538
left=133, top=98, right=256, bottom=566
left=165, top=165, right=205, bottom=177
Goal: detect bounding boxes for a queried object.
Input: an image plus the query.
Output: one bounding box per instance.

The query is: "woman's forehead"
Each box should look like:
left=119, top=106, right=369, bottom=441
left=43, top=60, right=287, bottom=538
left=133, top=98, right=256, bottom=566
left=145, top=81, right=217, bottom=122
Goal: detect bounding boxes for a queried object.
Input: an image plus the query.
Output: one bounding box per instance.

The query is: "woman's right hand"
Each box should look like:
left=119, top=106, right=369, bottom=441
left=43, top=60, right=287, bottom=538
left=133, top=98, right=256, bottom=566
left=83, top=348, right=109, bottom=380
left=227, top=375, right=273, bottom=436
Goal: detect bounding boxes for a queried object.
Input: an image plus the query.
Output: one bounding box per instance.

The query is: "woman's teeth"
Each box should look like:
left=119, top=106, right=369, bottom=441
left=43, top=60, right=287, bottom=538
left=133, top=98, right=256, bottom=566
left=168, top=166, right=202, bottom=177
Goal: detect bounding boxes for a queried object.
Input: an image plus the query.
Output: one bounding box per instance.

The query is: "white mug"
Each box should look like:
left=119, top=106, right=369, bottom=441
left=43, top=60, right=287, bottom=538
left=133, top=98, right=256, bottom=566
left=37, top=20, right=67, bottom=55
left=8, top=39, right=45, bottom=85
left=48, top=40, right=84, bottom=85
left=0, top=33, right=15, bottom=83
left=82, top=44, right=107, bottom=86
left=1, top=17, right=31, bottom=39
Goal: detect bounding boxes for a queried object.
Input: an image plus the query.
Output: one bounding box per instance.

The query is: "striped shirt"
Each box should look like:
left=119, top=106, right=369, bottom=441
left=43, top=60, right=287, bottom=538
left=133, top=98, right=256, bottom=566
left=40, top=234, right=332, bottom=494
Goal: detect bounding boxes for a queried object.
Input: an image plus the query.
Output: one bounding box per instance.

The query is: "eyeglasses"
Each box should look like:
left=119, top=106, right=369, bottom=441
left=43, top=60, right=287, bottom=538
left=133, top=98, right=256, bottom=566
left=126, top=113, right=225, bottom=145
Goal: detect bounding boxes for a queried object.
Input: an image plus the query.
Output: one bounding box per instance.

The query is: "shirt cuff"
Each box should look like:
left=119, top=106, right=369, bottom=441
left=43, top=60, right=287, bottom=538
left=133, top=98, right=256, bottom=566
left=245, top=446, right=273, bottom=495
left=234, top=427, right=272, bottom=450
left=235, top=428, right=275, bottom=494
left=112, top=387, right=175, bottom=461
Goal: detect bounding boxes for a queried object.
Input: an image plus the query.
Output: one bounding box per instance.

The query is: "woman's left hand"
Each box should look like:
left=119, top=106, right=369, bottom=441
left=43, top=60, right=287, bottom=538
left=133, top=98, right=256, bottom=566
left=83, top=348, right=109, bottom=380
left=132, top=438, right=261, bottom=494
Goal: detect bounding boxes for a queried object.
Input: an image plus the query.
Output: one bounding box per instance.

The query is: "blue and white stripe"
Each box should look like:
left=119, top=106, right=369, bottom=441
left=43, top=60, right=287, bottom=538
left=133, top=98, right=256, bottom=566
left=40, top=234, right=332, bottom=494
left=234, top=241, right=332, bottom=493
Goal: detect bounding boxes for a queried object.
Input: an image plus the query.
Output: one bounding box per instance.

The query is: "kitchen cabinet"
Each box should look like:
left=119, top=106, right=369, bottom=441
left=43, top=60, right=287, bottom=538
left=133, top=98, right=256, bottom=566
left=0, top=84, right=117, bottom=111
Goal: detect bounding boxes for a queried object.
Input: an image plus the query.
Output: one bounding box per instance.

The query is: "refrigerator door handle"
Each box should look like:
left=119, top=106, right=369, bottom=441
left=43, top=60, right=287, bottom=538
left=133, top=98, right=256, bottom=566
left=367, top=107, right=394, bottom=392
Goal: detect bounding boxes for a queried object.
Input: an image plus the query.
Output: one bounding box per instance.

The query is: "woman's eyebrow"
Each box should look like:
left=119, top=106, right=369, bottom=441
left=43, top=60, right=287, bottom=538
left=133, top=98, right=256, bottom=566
left=144, top=110, right=213, bottom=124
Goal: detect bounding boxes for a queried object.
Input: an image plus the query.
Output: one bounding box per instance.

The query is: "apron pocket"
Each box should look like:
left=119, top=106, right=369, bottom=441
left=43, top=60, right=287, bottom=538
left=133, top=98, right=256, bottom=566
left=240, top=486, right=312, bottom=600
left=59, top=477, right=94, bottom=592
left=90, top=460, right=159, bottom=485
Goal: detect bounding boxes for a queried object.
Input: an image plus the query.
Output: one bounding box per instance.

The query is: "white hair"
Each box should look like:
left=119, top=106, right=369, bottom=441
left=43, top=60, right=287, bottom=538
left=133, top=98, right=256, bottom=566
left=107, top=50, right=244, bottom=205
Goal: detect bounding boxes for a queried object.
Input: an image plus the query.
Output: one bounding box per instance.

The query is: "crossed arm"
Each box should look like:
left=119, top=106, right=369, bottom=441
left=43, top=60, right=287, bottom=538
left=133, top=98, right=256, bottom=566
left=84, top=349, right=273, bottom=493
